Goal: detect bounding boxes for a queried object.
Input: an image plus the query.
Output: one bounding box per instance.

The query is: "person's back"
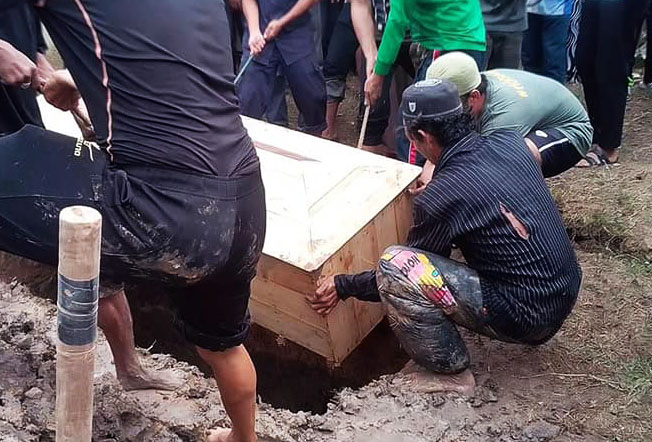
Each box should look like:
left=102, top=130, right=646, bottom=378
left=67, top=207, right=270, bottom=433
left=38, top=0, right=258, bottom=177
left=426, top=53, right=593, bottom=177
left=424, top=129, right=581, bottom=338
left=1, top=3, right=266, bottom=439
left=480, top=69, right=591, bottom=155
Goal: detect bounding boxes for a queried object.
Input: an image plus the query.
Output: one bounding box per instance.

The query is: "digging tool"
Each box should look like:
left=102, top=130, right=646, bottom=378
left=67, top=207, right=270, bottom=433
left=357, top=104, right=371, bottom=149
left=56, top=206, right=102, bottom=442
left=235, top=53, right=255, bottom=86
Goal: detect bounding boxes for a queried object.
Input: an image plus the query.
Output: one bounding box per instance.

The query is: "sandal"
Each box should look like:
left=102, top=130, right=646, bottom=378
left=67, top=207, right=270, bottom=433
left=575, top=145, right=619, bottom=168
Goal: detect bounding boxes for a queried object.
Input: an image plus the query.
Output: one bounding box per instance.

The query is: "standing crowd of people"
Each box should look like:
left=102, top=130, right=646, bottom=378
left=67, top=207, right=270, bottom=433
left=0, top=1, right=650, bottom=442
left=227, top=0, right=651, bottom=170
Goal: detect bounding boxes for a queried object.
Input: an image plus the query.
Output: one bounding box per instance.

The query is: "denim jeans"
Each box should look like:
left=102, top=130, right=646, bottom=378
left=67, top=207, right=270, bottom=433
left=522, top=13, right=570, bottom=84
left=485, top=31, right=523, bottom=70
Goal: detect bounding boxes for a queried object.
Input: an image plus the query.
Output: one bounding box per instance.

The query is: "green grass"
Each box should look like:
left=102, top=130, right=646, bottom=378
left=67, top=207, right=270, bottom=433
left=621, top=357, right=652, bottom=402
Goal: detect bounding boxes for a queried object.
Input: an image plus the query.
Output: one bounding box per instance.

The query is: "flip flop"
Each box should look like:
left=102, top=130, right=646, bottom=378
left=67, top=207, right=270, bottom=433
left=575, top=146, right=618, bottom=168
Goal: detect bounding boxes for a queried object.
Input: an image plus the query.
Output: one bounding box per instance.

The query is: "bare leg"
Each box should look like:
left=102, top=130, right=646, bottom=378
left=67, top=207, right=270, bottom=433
left=98, top=290, right=180, bottom=391
left=524, top=137, right=542, bottom=167
left=321, top=101, right=340, bottom=141
left=361, top=143, right=395, bottom=158
left=398, top=360, right=476, bottom=395
left=198, top=345, right=257, bottom=442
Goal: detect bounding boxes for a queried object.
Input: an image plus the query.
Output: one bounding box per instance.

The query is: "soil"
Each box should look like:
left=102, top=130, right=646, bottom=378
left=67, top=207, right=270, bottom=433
left=2, top=83, right=652, bottom=440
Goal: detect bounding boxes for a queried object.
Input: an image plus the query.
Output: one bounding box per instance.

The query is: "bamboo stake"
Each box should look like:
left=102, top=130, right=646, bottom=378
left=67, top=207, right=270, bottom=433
left=357, top=104, right=371, bottom=149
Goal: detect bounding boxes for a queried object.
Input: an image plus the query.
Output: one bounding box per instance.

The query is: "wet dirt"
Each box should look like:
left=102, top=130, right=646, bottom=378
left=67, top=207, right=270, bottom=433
left=1, top=83, right=651, bottom=442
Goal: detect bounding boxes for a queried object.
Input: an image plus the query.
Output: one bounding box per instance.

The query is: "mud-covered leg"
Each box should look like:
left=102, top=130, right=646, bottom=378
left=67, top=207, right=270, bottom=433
left=377, top=246, right=478, bottom=394
left=98, top=288, right=181, bottom=391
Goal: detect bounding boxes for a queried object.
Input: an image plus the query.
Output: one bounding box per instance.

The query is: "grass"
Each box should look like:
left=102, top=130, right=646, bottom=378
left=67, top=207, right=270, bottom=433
left=550, top=163, right=652, bottom=258
left=621, top=357, right=652, bottom=403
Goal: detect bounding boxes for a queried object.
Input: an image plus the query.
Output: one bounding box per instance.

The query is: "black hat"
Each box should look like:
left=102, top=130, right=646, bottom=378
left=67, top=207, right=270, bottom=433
left=400, top=78, right=462, bottom=125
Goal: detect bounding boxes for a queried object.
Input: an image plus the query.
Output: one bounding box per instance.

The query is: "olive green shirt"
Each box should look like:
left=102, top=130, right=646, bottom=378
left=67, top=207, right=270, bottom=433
left=481, top=69, right=592, bottom=155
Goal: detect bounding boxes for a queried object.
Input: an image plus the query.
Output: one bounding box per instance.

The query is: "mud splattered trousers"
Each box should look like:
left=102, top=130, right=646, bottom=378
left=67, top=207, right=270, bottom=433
left=376, top=246, right=563, bottom=373
left=0, top=125, right=266, bottom=351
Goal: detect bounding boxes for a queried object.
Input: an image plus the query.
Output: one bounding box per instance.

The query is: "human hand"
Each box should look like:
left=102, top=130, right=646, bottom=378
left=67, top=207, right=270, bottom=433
left=306, top=276, right=340, bottom=316
left=409, top=160, right=435, bottom=195
left=364, top=72, right=383, bottom=107
left=248, top=30, right=266, bottom=56
left=35, top=52, right=55, bottom=89
left=42, top=69, right=80, bottom=111
left=264, top=19, right=284, bottom=41
left=0, top=41, right=38, bottom=88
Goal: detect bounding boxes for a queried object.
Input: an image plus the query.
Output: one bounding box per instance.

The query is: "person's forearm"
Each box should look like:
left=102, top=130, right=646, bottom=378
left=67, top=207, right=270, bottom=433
left=351, top=0, right=378, bottom=66
left=334, top=270, right=381, bottom=302
left=279, top=0, right=319, bottom=27
left=0, top=39, right=14, bottom=60
left=242, top=0, right=262, bottom=33
left=374, top=1, right=407, bottom=76
left=374, top=21, right=404, bottom=75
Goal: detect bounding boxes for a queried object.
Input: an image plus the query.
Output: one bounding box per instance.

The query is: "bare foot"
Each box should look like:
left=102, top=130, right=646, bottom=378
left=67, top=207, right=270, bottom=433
left=118, top=366, right=182, bottom=391
left=321, top=128, right=339, bottom=141
left=361, top=143, right=395, bottom=158
left=206, top=428, right=257, bottom=442
left=398, top=360, right=475, bottom=395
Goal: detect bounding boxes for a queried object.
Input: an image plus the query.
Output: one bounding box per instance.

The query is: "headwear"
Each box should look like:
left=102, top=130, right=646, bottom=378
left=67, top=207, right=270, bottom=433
left=400, top=78, right=463, bottom=125
left=425, top=52, right=482, bottom=96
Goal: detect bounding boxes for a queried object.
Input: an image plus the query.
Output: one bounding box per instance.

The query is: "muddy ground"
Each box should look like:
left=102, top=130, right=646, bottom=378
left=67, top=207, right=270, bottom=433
left=1, top=84, right=652, bottom=440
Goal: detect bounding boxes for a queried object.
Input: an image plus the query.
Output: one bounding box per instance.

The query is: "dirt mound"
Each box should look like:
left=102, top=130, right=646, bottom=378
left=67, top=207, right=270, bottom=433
left=3, top=267, right=650, bottom=442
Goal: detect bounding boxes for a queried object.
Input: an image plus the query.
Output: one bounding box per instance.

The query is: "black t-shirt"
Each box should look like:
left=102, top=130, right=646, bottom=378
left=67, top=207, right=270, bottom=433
left=35, top=0, right=258, bottom=177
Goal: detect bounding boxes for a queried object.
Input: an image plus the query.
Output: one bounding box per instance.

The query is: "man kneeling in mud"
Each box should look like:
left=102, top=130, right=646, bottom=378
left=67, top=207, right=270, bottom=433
left=308, top=79, right=582, bottom=393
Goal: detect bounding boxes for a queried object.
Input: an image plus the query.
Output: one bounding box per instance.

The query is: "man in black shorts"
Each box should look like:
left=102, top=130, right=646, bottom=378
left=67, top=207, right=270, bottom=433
left=415, top=51, right=593, bottom=185
left=0, top=2, right=265, bottom=441
left=308, top=80, right=581, bottom=393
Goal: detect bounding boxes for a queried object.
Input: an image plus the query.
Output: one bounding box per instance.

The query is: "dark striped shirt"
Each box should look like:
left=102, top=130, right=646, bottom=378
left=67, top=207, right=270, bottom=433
left=335, top=130, right=582, bottom=339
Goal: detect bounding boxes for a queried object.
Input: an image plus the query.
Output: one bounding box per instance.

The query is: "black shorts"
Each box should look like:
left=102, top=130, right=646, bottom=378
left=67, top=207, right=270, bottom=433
left=525, top=128, right=583, bottom=178
left=0, top=125, right=266, bottom=351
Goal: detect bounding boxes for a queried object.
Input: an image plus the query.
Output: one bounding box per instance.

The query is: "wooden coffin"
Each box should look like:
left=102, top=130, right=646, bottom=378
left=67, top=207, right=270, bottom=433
left=38, top=100, right=421, bottom=364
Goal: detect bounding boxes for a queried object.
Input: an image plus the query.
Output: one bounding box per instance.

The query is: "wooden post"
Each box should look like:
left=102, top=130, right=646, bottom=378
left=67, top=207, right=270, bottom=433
left=56, top=206, right=102, bottom=442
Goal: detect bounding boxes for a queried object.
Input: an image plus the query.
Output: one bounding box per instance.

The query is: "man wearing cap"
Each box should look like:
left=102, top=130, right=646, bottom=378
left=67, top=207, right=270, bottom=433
left=307, top=79, right=581, bottom=393
left=422, top=51, right=592, bottom=182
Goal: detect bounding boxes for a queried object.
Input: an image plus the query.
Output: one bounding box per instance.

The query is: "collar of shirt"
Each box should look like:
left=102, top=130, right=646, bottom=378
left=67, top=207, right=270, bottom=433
left=434, top=131, right=480, bottom=174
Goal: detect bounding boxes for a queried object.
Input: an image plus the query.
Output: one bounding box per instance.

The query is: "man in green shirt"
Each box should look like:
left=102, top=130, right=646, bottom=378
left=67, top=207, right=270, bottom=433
left=363, top=0, right=486, bottom=162
left=425, top=51, right=592, bottom=178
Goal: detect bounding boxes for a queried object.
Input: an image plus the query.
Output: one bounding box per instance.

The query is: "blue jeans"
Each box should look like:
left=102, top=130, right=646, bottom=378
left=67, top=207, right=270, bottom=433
left=522, top=13, right=570, bottom=84
left=395, top=49, right=485, bottom=163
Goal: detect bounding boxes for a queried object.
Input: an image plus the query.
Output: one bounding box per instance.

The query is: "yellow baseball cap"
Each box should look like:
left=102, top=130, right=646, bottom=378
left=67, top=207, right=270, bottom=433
left=426, top=52, right=482, bottom=96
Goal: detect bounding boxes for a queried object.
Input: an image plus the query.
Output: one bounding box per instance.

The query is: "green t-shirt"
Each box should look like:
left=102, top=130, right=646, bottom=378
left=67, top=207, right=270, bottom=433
left=374, top=0, right=486, bottom=76
left=480, top=69, right=593, bottom=155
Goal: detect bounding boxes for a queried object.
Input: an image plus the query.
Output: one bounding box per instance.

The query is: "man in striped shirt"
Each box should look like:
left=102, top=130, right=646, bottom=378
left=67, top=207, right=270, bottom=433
left=308, top=79, right=582, bottom=393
